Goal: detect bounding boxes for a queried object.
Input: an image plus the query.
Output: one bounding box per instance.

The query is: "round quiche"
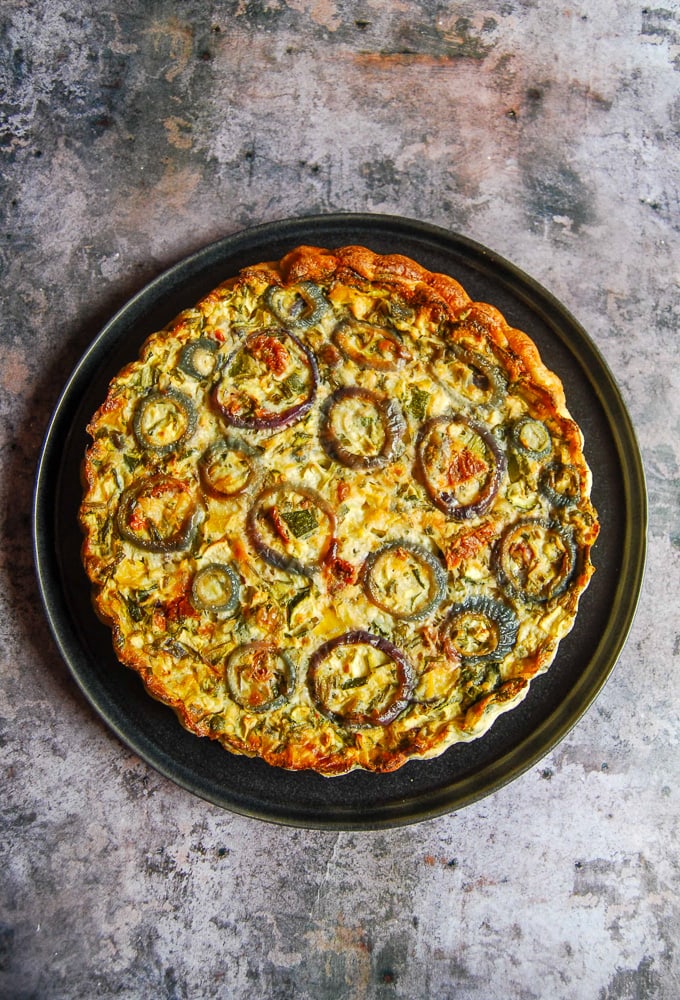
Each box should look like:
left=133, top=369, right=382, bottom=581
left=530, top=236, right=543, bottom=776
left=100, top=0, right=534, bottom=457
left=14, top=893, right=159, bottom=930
left=79, top=244, right=599, bottom=775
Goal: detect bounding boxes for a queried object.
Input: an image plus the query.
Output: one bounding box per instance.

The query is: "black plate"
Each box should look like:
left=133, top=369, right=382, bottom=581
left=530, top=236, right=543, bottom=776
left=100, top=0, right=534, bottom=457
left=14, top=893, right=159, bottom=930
left=33, top=213, right=646, bottom=829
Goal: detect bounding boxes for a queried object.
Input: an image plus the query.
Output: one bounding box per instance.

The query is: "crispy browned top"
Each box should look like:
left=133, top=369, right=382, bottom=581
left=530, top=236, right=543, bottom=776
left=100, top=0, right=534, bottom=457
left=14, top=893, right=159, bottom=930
left=80, top=245, right=598, bottom=775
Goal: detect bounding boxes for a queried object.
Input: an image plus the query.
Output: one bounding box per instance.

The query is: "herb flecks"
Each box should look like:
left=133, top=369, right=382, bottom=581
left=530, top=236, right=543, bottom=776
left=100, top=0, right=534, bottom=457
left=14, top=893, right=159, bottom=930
left=286, top=587, right=311, bottom=625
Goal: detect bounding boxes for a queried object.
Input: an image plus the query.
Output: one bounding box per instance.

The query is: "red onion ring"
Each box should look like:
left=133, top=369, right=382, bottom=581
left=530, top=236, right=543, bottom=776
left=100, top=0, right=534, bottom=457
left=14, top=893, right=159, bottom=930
left=247, top=483, right=337, bottom=578
left=320, top=386, right=406, bottom=470
left=213, top=328, right=319, bottom=432
left=416, top=414, right=506, bottom=520
left=307, top=630, right=415, bottom=729
left=115, top=475, right=202, bottom=553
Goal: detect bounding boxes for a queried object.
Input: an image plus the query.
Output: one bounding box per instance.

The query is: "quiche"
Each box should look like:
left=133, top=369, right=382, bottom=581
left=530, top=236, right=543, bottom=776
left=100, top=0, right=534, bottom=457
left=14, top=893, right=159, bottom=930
left=79, top=244, right=599, bottom=775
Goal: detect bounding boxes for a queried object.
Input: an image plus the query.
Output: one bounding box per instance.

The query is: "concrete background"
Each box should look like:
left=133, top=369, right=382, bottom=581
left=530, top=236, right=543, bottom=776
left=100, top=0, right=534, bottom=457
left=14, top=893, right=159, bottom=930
left=2, top=1, right=679, bottom=997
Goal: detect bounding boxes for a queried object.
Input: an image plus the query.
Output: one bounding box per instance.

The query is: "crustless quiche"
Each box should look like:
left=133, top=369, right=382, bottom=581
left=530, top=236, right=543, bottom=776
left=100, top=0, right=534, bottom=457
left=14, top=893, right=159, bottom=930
left=79, top=245, right=599, bottom=775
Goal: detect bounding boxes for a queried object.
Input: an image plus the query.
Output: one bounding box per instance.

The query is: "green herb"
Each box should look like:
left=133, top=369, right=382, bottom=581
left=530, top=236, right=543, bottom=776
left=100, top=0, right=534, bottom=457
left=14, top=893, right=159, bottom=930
left=136, top=586, right=158, bottom=601
left=286, top=587, right=311, bottom=625
left=281, top=508, right=318, bottom=538
left=290, top=429, right=312, bottom=444
left=507, top=453, right=522, bottom=483
left=124, top=597, right=145, bottom=623
left=98, top=515, right=112, bottom=544
left=341, top=676, right=368, bottom=690
left=281, top=372, right=305, bottom=399
left=290, top=615, right=319, bottom=638
left=228, top=353, right=250, bottom=378
left=123, top=454, right=139, bottom=472
left=408, top=387, right=430, bottom=421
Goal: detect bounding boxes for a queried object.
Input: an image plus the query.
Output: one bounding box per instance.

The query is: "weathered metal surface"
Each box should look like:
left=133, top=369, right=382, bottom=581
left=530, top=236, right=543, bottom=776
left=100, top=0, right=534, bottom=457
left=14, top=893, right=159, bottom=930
left=1, top=1, right=679, bottom=997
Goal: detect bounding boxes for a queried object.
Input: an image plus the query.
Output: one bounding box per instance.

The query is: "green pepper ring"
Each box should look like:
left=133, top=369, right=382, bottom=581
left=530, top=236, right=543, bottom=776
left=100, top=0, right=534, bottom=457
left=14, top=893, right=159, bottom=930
left=191, top=562, right=240, bottom=614
left=178, top=337, right=222, bottom=380
left=264, top=280, right=331, bottom=331
left=362, top=539, right=448, bottom=622
left=226, top=641, right=296, bottom=713
left=132, top=388, right=197, bottom=454
left=450, top=343, right=507, bottom=408
left=511, top=416, right=552, bottom=460
left=494, top=517, right=577, bottom=604
left=443, top=595, right=519, bottom=665
left=540, top=462, right=582, bottom=509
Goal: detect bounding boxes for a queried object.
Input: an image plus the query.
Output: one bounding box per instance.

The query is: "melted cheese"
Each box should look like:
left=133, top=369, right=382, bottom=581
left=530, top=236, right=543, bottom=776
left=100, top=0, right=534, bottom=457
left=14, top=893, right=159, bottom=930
left=80, top=245, right=599, bottom=775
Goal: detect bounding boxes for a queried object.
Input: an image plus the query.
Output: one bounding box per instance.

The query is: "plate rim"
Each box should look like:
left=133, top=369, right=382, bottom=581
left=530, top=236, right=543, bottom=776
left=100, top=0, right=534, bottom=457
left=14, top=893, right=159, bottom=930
left=32, top=212, right=647, bottom=829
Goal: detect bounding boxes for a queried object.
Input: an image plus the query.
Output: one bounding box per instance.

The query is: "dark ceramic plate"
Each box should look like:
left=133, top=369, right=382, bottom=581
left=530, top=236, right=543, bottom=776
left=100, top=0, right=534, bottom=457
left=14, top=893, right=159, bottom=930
left=33, top=214, right=646, bottom=829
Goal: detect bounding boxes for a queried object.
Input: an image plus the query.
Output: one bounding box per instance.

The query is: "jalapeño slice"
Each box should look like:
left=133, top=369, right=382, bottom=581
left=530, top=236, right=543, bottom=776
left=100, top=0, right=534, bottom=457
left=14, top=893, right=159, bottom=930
left=191, top=562, right=240, bottom=614
left=115, top=475, right=202, bottom=553
left=178, top=337, right=221, bottom=380
left=438, top=342, right=507, bottom=409
left=442, top=596, right=519, bottom=665
left=512, top=416, right=552, bottom=459
left=264, top=280, right=331, bottom=331
left=362, top=540, right=447, bottom=622
left=495, top=517, right=577, bottom=603
left=226, top=641, right=295, bottom=713
left=132, top=388, right=197, bottom=454
left=540, top=462, right=582, bottom=509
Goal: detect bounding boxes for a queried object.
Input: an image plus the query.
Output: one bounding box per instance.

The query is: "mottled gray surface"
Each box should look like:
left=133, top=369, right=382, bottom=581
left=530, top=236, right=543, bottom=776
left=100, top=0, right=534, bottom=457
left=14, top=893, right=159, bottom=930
left=2, top=1, right=679, bottom=997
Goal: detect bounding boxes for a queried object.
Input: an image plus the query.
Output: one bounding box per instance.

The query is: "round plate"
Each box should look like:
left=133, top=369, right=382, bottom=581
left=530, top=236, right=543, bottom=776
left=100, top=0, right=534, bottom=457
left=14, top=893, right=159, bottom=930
left=33, top=214, right=646, bottom=829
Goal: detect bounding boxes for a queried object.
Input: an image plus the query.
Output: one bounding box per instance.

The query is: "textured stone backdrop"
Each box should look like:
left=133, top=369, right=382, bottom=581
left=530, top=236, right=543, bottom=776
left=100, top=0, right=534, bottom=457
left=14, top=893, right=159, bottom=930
left=2, top=2, right=679, bottom=998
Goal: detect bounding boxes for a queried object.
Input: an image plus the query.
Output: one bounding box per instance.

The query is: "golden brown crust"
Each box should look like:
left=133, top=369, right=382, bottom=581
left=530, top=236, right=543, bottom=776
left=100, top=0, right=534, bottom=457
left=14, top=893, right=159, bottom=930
left=79, top=244, right=599, bottom=775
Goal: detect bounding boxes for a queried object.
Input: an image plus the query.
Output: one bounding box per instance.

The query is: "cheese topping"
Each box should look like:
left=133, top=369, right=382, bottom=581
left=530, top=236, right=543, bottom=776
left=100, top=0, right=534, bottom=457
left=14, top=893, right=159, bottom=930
left=80, top=245, right=599, bottom=775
